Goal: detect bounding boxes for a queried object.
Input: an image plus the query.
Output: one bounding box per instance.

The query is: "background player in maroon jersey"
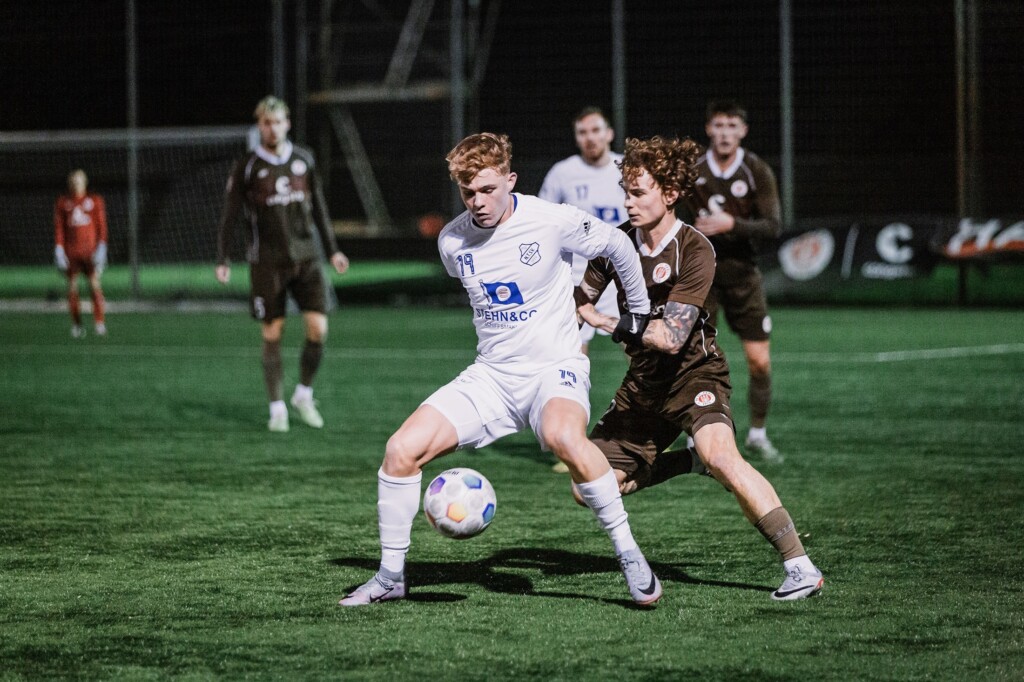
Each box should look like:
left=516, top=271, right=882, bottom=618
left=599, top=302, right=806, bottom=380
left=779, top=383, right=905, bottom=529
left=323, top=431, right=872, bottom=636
left=576, top=136, right=823, bottom=601
left=688, top=100, right=783, bottom=462
left=54, top=169, right=108, bottom=338
left=216, top=96, right=350, bottom=433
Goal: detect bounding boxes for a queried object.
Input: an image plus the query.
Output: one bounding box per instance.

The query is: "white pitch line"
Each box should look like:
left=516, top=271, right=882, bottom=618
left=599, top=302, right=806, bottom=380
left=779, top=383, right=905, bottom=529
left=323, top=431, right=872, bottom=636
left=773, top=343, right=1024, bottom=364
left=0, top=344, right=474, bottom=361
left=1, top=343, right=1022, bottom=364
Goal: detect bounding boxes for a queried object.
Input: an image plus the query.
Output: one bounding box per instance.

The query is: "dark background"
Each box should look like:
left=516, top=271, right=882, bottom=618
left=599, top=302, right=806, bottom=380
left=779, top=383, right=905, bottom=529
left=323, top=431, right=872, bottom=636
left=2, top=0, right=1021, bottom=224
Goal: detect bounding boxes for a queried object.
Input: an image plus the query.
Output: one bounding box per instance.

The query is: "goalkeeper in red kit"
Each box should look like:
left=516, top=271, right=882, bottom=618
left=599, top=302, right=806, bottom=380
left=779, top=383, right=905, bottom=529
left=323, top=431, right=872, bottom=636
left=54, top=169, right=108, bottom=338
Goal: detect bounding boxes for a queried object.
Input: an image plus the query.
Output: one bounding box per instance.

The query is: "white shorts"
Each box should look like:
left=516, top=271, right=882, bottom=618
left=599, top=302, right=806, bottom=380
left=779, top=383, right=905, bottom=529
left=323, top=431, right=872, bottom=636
left=579, top=282, right=620, bottom=344
left=423, top=356, right=592, bottom=451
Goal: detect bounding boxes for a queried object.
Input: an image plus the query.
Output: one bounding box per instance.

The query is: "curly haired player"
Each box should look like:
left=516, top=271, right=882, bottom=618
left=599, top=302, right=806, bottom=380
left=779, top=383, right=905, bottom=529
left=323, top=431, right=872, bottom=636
left=575, top=135, right=823, bottom=601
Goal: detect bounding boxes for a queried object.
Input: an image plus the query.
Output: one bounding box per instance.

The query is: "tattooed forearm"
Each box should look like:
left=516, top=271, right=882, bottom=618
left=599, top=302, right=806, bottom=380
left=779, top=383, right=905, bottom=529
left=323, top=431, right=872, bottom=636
left=642, top=302, right=699, bottom=354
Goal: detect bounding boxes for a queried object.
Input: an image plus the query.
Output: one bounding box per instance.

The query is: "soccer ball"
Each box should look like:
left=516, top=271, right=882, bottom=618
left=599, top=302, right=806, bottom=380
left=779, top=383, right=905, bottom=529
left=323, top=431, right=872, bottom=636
left=422, top=467, right=496, bottom=539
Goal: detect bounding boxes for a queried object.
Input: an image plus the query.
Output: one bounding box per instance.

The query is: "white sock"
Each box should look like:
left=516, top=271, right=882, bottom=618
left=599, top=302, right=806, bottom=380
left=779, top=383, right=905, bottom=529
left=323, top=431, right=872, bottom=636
left=293, top=384, right=313, bottom=403
left=269, top=400, right=287, bottom=418
left=377, top=467, right=422, bottom=577
left=748, top=426, right=767, bottom=442
left=574, top=469, right=638, bottom=556
left=783, top=555, right=816, bottom=574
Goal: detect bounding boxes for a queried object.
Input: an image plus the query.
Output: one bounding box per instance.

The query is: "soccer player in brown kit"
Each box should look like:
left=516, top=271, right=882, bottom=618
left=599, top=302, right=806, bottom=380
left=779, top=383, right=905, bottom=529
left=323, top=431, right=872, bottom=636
left=216, top=96, right=350, bottom=433
left=575, top=135, right=823, bottom=600
left=54, top=169, right=108, bottom=338
left=687, top=99, right=783, bottom=462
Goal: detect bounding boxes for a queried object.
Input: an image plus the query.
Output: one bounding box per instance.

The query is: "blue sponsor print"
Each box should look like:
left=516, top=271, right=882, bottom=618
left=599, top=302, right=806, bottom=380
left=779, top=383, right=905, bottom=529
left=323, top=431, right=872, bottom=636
left=595, top=207, right=621, bottom=223
left=480, top=281, right=525, bottom=306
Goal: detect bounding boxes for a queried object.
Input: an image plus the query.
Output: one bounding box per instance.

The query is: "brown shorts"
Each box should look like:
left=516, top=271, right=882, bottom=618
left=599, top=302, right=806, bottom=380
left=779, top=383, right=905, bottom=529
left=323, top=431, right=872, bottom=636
left=249, top=259, right=327, bottom=321
left=706, top=260, right=771, bottom=342
left=590, top=365, right=734, bottom=483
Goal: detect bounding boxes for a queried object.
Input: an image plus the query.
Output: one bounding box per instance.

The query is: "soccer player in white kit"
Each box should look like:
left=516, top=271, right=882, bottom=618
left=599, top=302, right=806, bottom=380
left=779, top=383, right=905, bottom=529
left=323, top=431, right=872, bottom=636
left=538, top=107, right=625, bottom=356
left=340, top=133, right=662, bottom=607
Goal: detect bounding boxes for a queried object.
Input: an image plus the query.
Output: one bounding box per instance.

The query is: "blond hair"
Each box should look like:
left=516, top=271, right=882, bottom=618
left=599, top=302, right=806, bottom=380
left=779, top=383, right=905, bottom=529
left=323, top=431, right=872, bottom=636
left=253, top=95, right=290, bottom=120
left=445, top=133, right=512, bottom=184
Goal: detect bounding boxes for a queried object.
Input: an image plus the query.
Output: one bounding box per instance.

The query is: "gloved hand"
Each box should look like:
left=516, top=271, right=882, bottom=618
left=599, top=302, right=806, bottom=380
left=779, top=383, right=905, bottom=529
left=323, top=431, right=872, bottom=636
left=611, top=312, right=650, bottom=347
left=55, top=245, right=69, bottom=271
left=93, top=241, right=108, bottom=270
left=93, top=242, right=108, bottom=274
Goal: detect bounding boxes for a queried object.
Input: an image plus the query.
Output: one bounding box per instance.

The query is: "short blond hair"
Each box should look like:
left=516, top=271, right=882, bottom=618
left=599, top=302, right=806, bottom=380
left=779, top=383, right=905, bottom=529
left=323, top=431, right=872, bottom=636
left=445, top=132, right=512, bottom=184
left=254, top=95, right=290, bottom=120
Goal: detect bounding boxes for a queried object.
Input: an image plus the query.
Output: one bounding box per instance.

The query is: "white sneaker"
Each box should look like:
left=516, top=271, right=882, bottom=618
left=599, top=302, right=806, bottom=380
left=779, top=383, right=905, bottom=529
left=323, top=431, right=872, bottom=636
left=290, top=394, right=324, bottom=428
left=745, top=435, right=783, bottom=463
left=338, top=573, right=406, bottom=607
left=618, top=548, right=662, bottom=606
left=771, top=565, right=824, bottom=601
left=267, top=411, right=289, bottom=433
left=94, top=322, right=107, bottom=336
left=71, top=325, right=85, bottom=339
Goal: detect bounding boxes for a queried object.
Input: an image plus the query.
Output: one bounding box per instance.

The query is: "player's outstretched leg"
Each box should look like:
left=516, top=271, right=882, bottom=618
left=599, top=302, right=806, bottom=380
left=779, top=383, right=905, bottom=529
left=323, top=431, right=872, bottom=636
left=574, top=468, right=662, bottom=606
left=617, top=547, right=663, bottom=606
left=338, top=467, right=422, bottom=607
left=772, top=558, right=824, bottom=601
left=339, top=567, right=407, bottom=606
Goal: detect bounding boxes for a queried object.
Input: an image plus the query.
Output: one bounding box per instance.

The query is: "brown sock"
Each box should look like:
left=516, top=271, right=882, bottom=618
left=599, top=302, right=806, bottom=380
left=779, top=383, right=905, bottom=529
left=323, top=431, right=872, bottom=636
left=749, top=374, right=772, bottom=426
left=262, top=339, right=284, bottom=402
left=755, top=506, right=805, bottom=561
left=299, top=341, right=323, bottom=386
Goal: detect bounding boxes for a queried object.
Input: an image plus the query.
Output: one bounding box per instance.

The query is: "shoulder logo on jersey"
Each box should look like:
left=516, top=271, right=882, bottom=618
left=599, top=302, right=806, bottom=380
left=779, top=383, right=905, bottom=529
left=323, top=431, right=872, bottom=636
left=519, top=242, right=541, bottom=266
left=479, top=281, right=524, bottom=306
left=291, top=159, right=307, bottom=176
left=730, top=179, right=749, bottom=198
left=694, top=391, right=716, bottom=407
left=652, top=262, right=672, bottom=284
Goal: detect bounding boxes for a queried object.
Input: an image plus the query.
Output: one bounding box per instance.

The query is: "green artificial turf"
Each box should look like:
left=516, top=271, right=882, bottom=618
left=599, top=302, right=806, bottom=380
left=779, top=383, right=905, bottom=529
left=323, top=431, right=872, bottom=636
left=1, top=307, right=1022, bottom=680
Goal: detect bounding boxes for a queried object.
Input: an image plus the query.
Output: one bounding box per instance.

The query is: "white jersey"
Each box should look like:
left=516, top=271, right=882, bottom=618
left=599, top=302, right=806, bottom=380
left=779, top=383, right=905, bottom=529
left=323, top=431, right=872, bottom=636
left=538, top=152, right=626, bottom=325
left=438, top=194, right=617, bottom=372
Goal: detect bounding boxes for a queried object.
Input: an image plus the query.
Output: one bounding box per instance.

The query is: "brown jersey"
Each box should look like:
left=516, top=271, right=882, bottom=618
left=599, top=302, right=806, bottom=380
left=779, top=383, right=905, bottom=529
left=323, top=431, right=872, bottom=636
left=579, top=219, right=729, bottom=403
left=687, top=148, right=781, bottom=266
left=216, top=142, right=339, bottom=266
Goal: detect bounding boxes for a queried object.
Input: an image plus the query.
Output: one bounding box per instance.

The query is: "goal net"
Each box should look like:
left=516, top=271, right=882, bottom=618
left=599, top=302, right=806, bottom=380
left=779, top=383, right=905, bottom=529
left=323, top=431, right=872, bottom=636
left=0, top=126, right=249, bottom=268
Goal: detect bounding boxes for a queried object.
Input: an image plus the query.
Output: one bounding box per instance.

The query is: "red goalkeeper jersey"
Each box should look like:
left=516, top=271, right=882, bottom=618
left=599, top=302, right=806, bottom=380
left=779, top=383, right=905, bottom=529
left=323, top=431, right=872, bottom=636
left=54, top=193, right=108, bottom=260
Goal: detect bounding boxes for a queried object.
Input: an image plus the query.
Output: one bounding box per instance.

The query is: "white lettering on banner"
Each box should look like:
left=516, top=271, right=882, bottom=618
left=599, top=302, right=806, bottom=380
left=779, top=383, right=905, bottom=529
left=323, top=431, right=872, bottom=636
left=876, top=223, right=913, bottom=263
left=861, top=262, right=914, bottom=279
left=945, top=219, right=1024, bottom=257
